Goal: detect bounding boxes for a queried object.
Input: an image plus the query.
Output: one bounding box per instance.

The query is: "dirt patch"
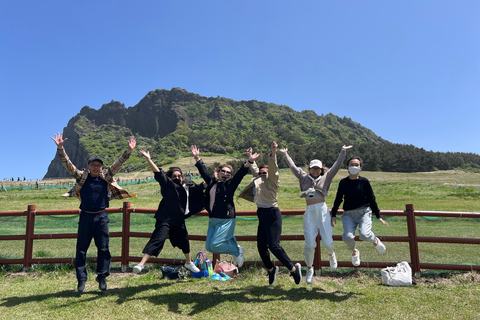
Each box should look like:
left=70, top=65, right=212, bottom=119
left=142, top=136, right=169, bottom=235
left=413, top=271, right=480, bottom=286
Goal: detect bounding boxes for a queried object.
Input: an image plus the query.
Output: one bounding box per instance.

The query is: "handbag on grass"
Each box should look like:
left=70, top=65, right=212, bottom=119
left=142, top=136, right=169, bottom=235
left=161, top=265, right=188, bottom=280
left=214, top=255, right=238, bottom=277
left=381, top=261, right=412, bottom=286
left=192, top=250, right=213, bottom=278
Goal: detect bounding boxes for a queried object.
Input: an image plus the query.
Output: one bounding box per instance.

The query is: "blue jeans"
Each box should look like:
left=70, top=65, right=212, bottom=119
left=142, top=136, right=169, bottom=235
left=205, top=218, right=240, bottom=256
left=341, top=207, right=376, bottom=251
left=76, top=210, right=111, bottom=282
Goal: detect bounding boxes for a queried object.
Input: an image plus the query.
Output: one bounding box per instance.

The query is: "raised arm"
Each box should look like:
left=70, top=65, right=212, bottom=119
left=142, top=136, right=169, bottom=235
left=51, top=132, right=81, bottom=178
left=268, top=141, right=279, bottom=182
left=139, top=149, right=160, bottom=172
left=106, top=136, right=136, bottom=177
left=191, top=145, right=213, bottom=184
left=191, top=145, right=200, bottom=162
left=245, top=149, right=262, bottom=168
left=279, top=147, right=305, bottom=179
left=246, top=147, right=259, bottom=176
left=323, top=145, right=353, bottom=183
left=271, top=141, right=278, bottom=154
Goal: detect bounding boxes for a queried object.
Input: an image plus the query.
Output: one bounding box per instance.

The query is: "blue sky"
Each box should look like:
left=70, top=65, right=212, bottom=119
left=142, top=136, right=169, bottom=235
left=1, top=0, right=479, bottom=180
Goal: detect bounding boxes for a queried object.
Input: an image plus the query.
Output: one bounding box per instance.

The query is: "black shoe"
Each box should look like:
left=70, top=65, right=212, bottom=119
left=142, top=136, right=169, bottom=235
left=268, top=266, right=279, bottom=285
left=77, top=280, right=86, bottom=292
left=96, top=276, right=107, bottom=291
left=290, top=263, right=302, bottom=285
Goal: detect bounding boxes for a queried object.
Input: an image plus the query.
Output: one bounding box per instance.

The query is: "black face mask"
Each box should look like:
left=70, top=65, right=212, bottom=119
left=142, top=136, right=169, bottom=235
left=172, top=178, right=182, bottom=185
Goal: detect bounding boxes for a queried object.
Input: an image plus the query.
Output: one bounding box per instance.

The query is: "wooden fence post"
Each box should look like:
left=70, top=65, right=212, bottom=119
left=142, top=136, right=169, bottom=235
left=406, top=204, right=421, bottom=278
left=121, top=201, right=131, bottom=272
left=23, top=204, right=36, bottom=270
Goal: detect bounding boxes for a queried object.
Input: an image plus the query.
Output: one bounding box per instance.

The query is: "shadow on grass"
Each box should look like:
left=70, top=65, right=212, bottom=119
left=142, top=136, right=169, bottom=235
left=137, top=285, right=359, bottom=316
left=0, top=280, right=359, bottom=316
left=0, top=282, right=172, bottom=308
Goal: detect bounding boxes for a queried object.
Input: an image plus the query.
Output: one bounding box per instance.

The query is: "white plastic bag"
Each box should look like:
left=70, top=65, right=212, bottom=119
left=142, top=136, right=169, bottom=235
left=381, top=261, right=412, bottom=286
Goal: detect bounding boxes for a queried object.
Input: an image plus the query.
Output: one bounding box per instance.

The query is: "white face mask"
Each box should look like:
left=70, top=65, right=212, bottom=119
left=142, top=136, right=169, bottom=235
left=348, top=166, right=361, bottom=175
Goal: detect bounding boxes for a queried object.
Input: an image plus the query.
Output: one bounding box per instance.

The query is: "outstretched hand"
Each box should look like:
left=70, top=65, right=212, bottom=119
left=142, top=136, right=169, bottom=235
left=249, top=150, right=262, bottom=162
left=342, top=145, right=353, bottom=151
left=139, top=149, right=151, bottom=160
left=279, top=148, right=288, bottom=155
left=246, top=147, right=253, bottom=158
left=51, top=132, right=67, bottom=147
left=190, top=145, right=200, bottom=161
left=272, top=141, right=278, bottom=152
left=128, top=136, right=136, bottom=153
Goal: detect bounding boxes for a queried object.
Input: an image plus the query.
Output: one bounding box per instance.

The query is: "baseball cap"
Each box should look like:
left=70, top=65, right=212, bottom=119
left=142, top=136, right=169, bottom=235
left=88, top=157, right=104, bottom=165
left=309, top=159, right=322, bottom=169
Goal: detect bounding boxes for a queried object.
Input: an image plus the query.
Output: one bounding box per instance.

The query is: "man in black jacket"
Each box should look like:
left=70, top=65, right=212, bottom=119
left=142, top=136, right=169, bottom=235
left=132, top=149, right=205, bottom=274
left=191, top=145, right=261, bottom=267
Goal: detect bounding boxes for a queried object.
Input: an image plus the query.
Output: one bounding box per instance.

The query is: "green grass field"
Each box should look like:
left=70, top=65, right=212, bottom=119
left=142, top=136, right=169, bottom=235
left=1, top=166, right=479, bottom=319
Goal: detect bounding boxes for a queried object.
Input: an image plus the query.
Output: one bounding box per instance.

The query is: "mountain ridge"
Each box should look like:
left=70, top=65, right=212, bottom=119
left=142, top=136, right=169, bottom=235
left=44, top=88, right=480, bottom=178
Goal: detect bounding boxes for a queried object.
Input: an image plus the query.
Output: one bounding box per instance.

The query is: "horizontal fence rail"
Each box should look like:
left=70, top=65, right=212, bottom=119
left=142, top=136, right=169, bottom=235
left=0, top=203, right=479, bottom=277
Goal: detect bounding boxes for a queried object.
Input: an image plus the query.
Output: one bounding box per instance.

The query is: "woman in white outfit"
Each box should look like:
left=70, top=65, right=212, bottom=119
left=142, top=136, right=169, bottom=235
left=280, top=145, right=352, bottom=284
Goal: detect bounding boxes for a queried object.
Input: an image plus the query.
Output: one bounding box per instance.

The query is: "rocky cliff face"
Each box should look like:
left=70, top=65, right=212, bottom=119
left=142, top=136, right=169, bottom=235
left=44, top=88, right=194, bottom=178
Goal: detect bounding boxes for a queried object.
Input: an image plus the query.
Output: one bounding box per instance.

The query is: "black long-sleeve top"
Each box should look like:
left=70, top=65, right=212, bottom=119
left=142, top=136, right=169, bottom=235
left=154, top=170, right=205, bottom=225
left=331, top=176, right=381, bottom=219
left=195, top=159, right=249, bottom=219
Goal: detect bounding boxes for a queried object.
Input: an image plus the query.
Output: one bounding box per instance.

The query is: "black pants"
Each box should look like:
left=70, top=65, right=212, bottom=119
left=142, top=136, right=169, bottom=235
left=76, top=210, right=111, bottom=282
left=142, top=219, right=190, bottom=257
left=257, top=207, right=294, bottom=270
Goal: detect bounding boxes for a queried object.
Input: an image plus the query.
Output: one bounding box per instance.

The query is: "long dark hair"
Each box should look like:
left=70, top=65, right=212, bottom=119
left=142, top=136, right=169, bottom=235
left=166, top=167, right=183, bottom=178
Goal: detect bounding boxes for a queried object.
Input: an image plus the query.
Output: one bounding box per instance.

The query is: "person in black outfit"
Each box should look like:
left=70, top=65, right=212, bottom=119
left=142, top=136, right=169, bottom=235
left=132, top=149, right=205, bottom=274
left=331, top=156, right=389, bottom=267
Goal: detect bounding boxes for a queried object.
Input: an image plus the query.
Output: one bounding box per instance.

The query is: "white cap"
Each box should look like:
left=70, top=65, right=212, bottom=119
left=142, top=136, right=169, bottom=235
left=309, top=159, right=322, bottom=169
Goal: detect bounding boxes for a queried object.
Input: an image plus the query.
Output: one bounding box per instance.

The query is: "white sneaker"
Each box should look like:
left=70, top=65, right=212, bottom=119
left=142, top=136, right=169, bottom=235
left=375, top=238, right=386, bottom=254
left=352, top=250, right=360, bottom=267
left=306, top=268, right=314, bottom=284
left=184, top=261, right=200, bottom=273
left=328, top=252, right=338, bottom=269
left=132, top=264, right=144, bottom=274
left=235, top=246, right=245, bottom=268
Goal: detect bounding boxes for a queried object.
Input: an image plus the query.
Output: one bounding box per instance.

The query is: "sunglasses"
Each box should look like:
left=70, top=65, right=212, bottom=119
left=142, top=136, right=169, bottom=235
left=220, top=170, right=231, bottom=175
left=259, top=172, right=267, bottom=175
left=172, top=174, right=182, bottom=179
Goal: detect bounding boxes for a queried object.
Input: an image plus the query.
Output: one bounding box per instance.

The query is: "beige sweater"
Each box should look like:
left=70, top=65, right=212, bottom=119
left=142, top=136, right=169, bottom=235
left=238, top=153, right=279, bottom=208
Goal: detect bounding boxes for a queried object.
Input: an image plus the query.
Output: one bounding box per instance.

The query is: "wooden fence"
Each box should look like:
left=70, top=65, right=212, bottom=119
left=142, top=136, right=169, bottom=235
left=0, top=203, right=479, bottom=277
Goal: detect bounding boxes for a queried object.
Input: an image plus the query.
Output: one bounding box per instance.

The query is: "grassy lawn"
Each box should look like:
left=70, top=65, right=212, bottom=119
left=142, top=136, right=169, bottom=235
left=1, top=167, right=479, bottom=319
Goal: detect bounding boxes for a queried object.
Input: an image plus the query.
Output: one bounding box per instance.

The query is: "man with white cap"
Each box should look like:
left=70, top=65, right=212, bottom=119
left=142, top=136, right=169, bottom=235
left=280, top=145, right=352, bottom=284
